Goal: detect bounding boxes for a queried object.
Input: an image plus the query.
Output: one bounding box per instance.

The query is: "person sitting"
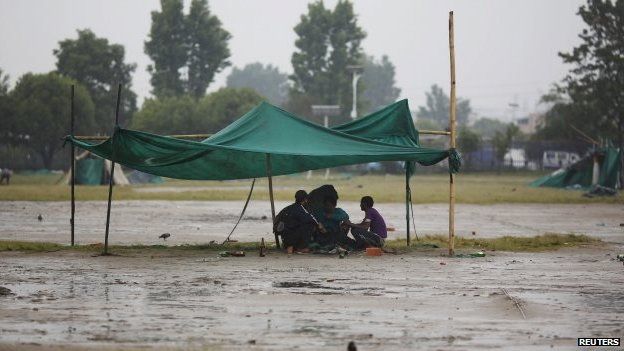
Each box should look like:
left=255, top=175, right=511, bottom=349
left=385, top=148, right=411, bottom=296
left=0, top=168, right=12, bottom=185
left=274, top=190, right=324, bottom=254
left=312, top=196, right=356, bottom=250
left=344, top=196, right=386, bottom=249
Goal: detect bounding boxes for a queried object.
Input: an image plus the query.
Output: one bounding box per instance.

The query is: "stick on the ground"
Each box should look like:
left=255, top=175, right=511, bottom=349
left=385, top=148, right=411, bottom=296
left=501, top=288, right=526, bottom=319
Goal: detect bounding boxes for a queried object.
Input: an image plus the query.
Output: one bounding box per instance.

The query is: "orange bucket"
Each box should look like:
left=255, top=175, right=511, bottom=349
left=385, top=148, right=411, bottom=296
left=365, top=247, right=382, bottom=256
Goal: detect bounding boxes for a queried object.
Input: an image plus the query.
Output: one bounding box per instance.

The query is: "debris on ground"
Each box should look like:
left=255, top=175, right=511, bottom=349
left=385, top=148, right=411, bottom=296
left=583, top=185, right=617, bottom=198
left=365, top=247, right=382, bottom=256
left=221, top=250, right=245, bottom=257
left=0, top=286, right=14, bottom=296
left=470, top=251, right=486, bottom=257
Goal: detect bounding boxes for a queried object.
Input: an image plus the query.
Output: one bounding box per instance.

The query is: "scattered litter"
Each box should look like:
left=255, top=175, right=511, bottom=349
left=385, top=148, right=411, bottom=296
left=247, top=339, right=256, bottom=344
left=439, top=262, right=446, bottom=265
left=617, top=254, right=624, bottom=262
left=583, top=184, right=617, bottom=197
left=348, top=341, right=357, bottom=351
left=470, top=251, right=486, bottom=257
left=259, top=238, right=267, bottom=257
left=365, top=247, right=382, bottom=256
left=619, top=223, right=624, bottom=227
left=596, top=223, right=606, bottom=227
left=218, top=250, right=245, bottom=257
left=0, top=287, right=14, bottom=296
left=472, top=231, right=476, bottom=236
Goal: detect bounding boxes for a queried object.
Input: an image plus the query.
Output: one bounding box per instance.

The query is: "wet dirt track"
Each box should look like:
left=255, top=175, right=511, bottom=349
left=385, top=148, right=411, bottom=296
left=1, top=201, right=623, bottom=245
left=1, top=247, right=623, bottom=350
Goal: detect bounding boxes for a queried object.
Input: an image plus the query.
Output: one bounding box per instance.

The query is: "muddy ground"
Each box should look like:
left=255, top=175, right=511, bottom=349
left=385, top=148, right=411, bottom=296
left=1, top=246, right=623, bottom=351
left=1, top=201, right=623, bottom=350
left=1, top=201, right=623, bottom=245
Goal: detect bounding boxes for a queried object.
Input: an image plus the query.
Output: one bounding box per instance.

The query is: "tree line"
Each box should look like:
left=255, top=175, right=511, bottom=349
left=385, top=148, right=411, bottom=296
left=0, top=0, right=404, bottom=169
left=1, top=0, right=619, bottom=174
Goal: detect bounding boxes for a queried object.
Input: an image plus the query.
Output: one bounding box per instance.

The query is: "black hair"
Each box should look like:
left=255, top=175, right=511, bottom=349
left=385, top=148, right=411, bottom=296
left=323, top=196, right=337, bottom=207
left=361, top=196, right=374, bottom=208
left=295, top=190, right=308, bottom=203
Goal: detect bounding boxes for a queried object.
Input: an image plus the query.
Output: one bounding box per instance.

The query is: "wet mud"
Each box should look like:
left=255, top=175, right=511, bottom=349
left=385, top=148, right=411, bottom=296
left=1, top=247, right=623, bottom=350
left=1, top=201, right=623, bottom=245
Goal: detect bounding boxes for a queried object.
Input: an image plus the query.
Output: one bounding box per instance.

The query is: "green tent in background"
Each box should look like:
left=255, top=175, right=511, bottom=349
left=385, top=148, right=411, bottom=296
left=65, top=101, right=460, bottom=180
left=75, top=157, right=104, bottom=185
left=530, top=146, right=622, bottom=189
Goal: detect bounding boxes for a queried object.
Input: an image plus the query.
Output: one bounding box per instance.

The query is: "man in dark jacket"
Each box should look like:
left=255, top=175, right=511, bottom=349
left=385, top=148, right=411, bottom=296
left=275, top=190, right=325, bottom=254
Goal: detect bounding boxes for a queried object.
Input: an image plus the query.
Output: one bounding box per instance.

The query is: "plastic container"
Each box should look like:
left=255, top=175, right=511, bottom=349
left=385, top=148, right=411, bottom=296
left=365, top=247, right=382, bottom=256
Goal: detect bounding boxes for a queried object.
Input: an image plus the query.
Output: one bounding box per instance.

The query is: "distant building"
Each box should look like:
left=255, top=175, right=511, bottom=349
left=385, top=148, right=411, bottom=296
left=514, top=113, right=543, bottom=134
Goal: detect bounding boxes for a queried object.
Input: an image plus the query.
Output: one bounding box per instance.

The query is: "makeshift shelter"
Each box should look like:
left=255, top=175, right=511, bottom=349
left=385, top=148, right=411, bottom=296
left=530, top=146, right=621, bottom=189
left=65, top=101, right=460, bottom=249
left=65, top=12, right=460, bottom=255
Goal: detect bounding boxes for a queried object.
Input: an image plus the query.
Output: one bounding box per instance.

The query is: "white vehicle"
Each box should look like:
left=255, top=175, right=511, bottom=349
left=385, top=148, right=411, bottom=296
left=504, top=148, right=527, bottom=168
left=542, top=150, right=580, bottom=169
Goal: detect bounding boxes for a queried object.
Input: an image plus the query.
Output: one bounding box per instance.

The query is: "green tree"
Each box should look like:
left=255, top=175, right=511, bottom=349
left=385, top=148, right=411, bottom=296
left=492, top=124, right=520, bottom=164
left=0, top=68, right=9, bottom=95
left=197, top=87, right=264, bottom=131
left=417, top=84, right=471, bottom=127
left=360, top=55, right=401, bottom=114
left=0, top=69, right=13, bottom=141
left=457, top=126, right=482, bottom=169
left=145, top=0, right=230, bottom=98
left=131, top=88, right=262, bottom=134
left=186, top=0, right=231, bottom=98
left=472, top=117, right=509, bottom=139
left=131, top=95, right=198, bottom=134
left=54, top=29, right=137, bottom=132
left=290, top=0, right=366, bottom=123
left=227, top=63, right=289, bottom=105
left=9, top=73, right=95, bottom=169
left=557, top=0, right=624, bottom=150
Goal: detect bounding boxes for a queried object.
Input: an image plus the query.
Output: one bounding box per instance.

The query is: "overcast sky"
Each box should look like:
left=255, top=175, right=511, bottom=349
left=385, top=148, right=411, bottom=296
left=0, top=0, right=586, bottom=121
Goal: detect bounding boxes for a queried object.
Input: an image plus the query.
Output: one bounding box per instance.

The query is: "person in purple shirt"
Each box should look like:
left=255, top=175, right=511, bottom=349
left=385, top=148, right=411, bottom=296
left=345, top=196, right=386, bottom=249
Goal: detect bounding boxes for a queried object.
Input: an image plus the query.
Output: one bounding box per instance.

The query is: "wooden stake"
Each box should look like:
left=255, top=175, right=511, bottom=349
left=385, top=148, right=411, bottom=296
left=70, top=85, right=75, bottom=246
left=265, top=153, right=280, bottom=248
left=448, top=11, right=457, bottom=256
left=405, top=165, right=410, bottom=246
left=103, top=84, right=122, bottom=255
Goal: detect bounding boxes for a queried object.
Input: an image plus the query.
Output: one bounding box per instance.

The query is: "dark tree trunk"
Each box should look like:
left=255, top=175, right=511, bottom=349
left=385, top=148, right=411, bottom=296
left=40, top=146, right=55, bottom=170
left=619, top=115, right=623, bottom=189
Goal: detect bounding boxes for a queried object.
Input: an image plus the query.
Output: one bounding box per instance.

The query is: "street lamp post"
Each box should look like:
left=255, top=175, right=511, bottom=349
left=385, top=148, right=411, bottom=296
left=311, top=105, right=341, bottom=179
left=347, top=65, right=363, bottom=119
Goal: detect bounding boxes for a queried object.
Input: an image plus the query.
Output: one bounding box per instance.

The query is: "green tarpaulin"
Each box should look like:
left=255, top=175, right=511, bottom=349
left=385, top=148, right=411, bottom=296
left=65, top=101, right=460, bottom=180
left=530, top=147, right=622, bottom=189
left=334, top=99, right=420, bottom=147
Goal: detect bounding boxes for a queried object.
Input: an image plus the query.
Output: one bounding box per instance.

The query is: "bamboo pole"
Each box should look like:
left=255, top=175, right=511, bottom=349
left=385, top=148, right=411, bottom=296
left=103, top=84, right=122, bottom=255
left=265, top=153, right=280, bottom=248
left=419, top=130, right=451, bottom=136
left=448, top=11, right=457, bottom=256
left=405, top=165, right=410, bottom=246
left=74, top=131, right=450, bottom=141
left=70, top=85, right=75, bottom=246
left=73, top=134, right=213, bottom=141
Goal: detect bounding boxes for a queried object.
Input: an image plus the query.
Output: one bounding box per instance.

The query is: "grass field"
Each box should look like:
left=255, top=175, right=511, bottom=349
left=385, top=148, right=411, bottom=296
left=1, top=172, right=622, bottom=204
